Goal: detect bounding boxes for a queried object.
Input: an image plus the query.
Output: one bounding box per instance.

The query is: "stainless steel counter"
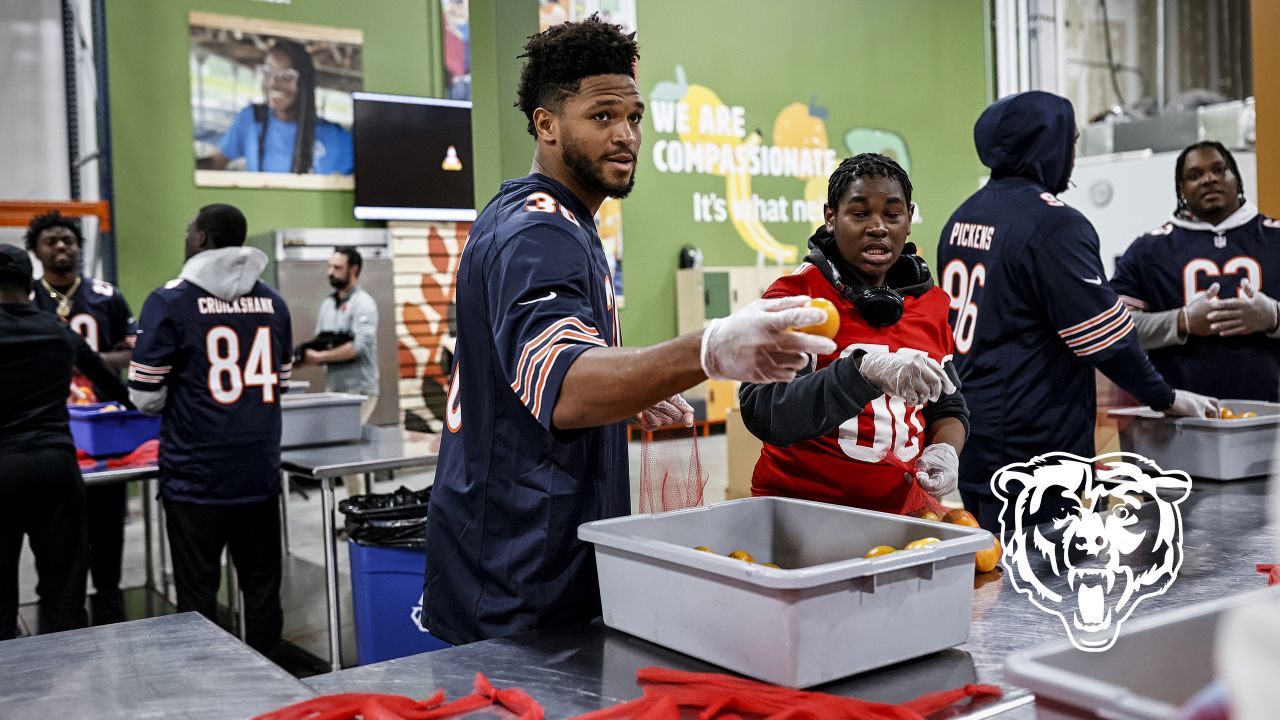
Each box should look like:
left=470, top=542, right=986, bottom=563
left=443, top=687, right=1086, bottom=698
left=305, top=478, right=1274, bottom=718
left=0, top=613, right=315, bottom=720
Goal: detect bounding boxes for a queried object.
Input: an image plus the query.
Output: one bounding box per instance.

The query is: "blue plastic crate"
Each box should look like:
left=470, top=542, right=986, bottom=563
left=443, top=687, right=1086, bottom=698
left=347, top=541, right=451, bottom=665
left=67, top=403, right=161, bottom=457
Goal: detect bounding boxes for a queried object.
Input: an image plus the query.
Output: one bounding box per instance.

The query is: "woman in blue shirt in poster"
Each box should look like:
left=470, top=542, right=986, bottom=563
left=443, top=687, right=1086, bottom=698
left=208, top=39, right=353, bottom=175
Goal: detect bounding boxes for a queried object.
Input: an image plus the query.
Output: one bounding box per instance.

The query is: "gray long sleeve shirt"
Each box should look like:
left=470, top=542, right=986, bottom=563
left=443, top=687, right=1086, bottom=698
left=315, top=286, right=379, bottom=395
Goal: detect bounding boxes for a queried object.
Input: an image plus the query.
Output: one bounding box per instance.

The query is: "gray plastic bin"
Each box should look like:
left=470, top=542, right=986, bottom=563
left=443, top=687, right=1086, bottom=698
left=281, top=392, right=366, bottom=448
left=1006, top=587, right=1280, bottom=720
left=1108, top=400, right=1280, bottom=480
left=578, top=496, right=993, bottom=688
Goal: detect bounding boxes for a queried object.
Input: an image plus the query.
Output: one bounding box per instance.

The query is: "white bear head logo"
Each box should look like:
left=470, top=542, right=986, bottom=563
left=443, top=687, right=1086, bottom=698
left=993, top=452, right=1191, bottom=651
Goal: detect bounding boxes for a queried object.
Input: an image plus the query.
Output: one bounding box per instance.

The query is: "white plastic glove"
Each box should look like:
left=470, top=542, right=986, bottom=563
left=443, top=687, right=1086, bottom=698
left=636, top=394, right=694, bottom=431
left=1207, top=279, right=1280, bottom=336
left=1162, top=389, right=1219, bottom=418
left=915, top=443, right=959, bottom=497
left=858, top=351, right=956, bottom=406
left=701, top=296, right=838, bottom=384
left=1181, top=282, right=1220, bottom=337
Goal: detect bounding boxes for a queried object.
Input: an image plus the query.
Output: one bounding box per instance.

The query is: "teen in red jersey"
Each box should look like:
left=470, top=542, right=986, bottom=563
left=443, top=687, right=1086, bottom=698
left=741, top=154, right=968, bottom=513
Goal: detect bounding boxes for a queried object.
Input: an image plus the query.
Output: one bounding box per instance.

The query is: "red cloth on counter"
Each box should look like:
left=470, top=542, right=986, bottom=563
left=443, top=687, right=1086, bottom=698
left=1257, top=563, right=1280, bottom=586
left=253, top=672, right=543, bottom=720
left=570, top=666, right=1002, bottom=719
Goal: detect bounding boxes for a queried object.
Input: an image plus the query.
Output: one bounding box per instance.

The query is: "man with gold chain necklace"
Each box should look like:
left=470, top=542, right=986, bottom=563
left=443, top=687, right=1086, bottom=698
left=26, top=212, right=136, bottom=626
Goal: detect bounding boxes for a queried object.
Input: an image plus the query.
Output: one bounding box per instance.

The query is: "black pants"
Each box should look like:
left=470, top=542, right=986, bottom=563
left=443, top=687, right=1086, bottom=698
left=0, top=447, right=89, bottom=639
left=86, top=483, right=126, bottom=625
left=163, top=498, right=283, bottom=656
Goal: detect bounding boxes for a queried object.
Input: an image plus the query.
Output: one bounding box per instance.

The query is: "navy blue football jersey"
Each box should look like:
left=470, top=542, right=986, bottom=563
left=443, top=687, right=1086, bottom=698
left=1111, top=206, right=1280, bottom=401
left=33, top=276, right=135, bottom=353
left=128, top=278, right=292, bottom=503
left=937, top=91, right=1173, bottom=497
left=425, top=173, right=627, bottom=645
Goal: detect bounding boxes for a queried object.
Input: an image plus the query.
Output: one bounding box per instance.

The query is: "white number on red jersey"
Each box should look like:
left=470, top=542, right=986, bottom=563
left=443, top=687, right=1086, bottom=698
left=836, top=344, right=927, bottom=465
left=206, top=326, right=278, bottom=405
left=941, top=260, right=985, bottom=354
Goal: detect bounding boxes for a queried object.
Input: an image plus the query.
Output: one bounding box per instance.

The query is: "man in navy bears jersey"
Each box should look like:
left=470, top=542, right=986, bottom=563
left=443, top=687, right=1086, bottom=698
left=425, top=16, right=839, bottom=646
left=27, top=211, right=135, bottom=626
left=1111, top=141, right=1280, bottom=402
left=936, top=91, right=1217, bottom=536
left=128, top=204, right=292, bottom=655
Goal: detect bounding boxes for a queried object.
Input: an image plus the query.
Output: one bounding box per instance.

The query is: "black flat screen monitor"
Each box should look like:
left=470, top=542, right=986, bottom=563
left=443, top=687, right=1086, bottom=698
left=353, top=92, right=476, bottom=221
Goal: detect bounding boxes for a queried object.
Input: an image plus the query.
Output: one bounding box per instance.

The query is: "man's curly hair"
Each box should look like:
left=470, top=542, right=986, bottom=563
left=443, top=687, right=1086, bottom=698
left=25, top=211, right=83, bottom=251
left=516, top=14, right=638, bottom=137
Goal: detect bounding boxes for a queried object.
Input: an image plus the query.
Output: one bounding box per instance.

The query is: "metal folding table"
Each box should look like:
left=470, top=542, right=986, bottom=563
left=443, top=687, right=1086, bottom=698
left=281, top=425, right=440, bottom=671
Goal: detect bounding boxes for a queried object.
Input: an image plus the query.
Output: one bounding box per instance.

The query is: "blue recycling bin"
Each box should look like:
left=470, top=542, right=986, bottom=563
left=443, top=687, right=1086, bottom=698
left=347, top=541, right=451, bottom=664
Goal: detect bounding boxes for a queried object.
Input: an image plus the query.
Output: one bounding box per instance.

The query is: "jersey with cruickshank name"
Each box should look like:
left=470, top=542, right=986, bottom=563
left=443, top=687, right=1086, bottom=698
left=128, top=248, right=293, bottom=504
left=740, top=234, right=968, bottom=514
left=1111, top=202, right=1280, bottom=402
left=936, top=90, right=1174, bottom=497
left=426, top=173, right=626, bottom=646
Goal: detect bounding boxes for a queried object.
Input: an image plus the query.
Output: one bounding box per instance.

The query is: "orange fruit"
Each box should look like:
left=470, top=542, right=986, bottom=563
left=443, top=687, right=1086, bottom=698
left=975, top=538, right=1003, bottom=573
left=728, top=549, right=755, bottom=563
left=1219, top=407, right=1237, bottom=419
left=943, top=509, right=981, bottom=528
left=693, top=546, right=713, bottom=553
left=1241, top=411, right=1258, bottom=418
left=907, top=509, right=943, bottom=522
left=762, top=562, right=781, bottom=569
left=905, top=537, right=940, bottom=550
left=864, top=545, right=898, bottom=558
left=796, top=297, right=840, bottom=339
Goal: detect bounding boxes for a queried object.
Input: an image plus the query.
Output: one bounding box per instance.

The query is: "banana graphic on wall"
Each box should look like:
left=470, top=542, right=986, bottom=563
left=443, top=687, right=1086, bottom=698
left=653, top=68, right=838, bottom=264
left=774, top=98, right=833, bottom=234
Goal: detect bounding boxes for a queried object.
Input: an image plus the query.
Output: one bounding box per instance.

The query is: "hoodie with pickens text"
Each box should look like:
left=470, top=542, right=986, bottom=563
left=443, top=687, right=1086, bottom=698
left=936, top=91, right=1174, bottom=496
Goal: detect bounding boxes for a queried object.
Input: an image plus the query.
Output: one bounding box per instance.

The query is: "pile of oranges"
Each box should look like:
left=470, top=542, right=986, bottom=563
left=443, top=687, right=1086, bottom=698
left=693, top=546, right=781, bottom=569
left=864, top=509, right=1003, bottom=574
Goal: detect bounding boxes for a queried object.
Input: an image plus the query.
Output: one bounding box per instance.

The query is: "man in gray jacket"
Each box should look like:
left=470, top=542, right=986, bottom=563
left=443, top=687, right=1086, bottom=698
left=303, top=246, right=379, bottom=495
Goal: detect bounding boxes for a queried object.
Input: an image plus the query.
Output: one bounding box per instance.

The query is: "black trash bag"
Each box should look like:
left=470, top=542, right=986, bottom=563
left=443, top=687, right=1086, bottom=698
left=337, top=485, right=431, bottom=549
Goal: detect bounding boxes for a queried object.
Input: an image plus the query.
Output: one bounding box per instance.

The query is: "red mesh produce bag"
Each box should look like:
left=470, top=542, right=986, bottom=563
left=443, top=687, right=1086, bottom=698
left=880, top=450, right=949, bottom=519
left=569, top=666, right=1002, bottom=719
left=254, top=672, right=543, bottom=720
left=639, top=424, right=708, bottom=514
left=1257, top=563, right=1280, bottom=586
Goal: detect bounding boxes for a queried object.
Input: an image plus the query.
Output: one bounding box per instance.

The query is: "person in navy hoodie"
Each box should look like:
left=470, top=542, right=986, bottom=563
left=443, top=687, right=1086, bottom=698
left=936, top=91, right=1217, bottom=534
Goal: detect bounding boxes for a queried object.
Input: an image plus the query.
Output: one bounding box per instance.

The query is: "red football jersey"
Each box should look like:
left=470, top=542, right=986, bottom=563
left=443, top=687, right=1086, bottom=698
left=751, top=263, right=957, bottom=513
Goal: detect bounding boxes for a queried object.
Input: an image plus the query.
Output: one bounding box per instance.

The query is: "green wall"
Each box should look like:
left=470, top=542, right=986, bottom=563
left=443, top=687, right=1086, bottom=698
left=468, top=0, right=538, bottom=199
left=620, top=0, right=992, bottom=346
left=107, top=0, right=442, bottom=309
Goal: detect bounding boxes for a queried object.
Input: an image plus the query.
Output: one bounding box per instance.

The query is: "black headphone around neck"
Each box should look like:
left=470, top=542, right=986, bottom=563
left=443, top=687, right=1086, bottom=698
left=807, top=231, right=934, bottom=328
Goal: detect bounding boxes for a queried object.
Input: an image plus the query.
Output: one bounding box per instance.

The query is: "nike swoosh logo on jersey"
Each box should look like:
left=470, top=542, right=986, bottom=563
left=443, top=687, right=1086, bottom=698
left=1082, top=276, right=1103, bottom=285
left=516, top=291, right=557, bottom=305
